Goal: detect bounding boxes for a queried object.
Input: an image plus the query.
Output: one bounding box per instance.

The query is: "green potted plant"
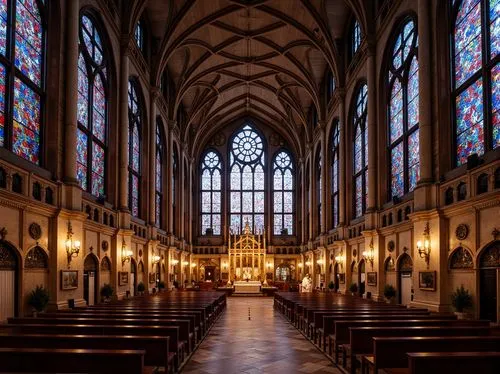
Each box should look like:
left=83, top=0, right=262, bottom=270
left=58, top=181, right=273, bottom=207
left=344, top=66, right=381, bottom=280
left=28, top=285, right=49, bottom=317
left=158, top=281, right=165, bottom=292
left=349, top=282, right=358, bottom=296
left=451, top=285, right=473, bottom=319
left=100, top=283, right=114, bottom=303
left=383, top=284, right=396, bottom=304
left=328, top=281, right=335, bottom=292
left=137, top=282, right=145, bottom=296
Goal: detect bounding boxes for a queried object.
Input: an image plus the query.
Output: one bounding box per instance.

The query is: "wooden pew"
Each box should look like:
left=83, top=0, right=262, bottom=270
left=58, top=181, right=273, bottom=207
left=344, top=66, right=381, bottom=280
left=361, top=336, right=500, bottom=374
left=320, top=314, right=456, bottom=354
left=344, top=325, right=495, bottom=373
left=0, top=333, right=173, bottom=373
left=0, top=347, right=145, bottom=374
left=407, top=351, right=500, bottom=374
left=0, top=323, right=184, bottom=370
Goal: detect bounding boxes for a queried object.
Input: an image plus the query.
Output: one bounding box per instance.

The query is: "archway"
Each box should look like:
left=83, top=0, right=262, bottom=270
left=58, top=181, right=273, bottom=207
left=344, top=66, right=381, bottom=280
left=130, top=258, right=137, bottom=297
left=397, top=253, right=413, bottom=306
left=83, top=254, right=98, bottom=306
left=358, top=259, right=366, bottom=296
left=479, top=241, right=500, bottom=322
left=0, top=240, right=19, bottom=321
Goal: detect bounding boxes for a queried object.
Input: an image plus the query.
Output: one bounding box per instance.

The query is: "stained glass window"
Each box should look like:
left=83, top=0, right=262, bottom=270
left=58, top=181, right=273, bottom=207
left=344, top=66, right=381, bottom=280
left=200, top=150, right=222, bottom=235
left=388, top=19, right=420, bottom=199
left=353, top=84, right=368, bottom=218
left=273, top=151, right=294, bottom=235
left=352, top=20, right=362, bottom=56
left=77, top=14, right=107, bottom=196
left=229, top=124, right=265, bottom=233
left=134, top=20, right=144, bottom=52
left=0, top=0, right=45, bottom=164
left=331, top=119, right=340, bottom=228
left=452, top=0, right=500, bottom=166
left=156, top=120, right=165, bottom=227
left=128, top=80, right=141, bottom=217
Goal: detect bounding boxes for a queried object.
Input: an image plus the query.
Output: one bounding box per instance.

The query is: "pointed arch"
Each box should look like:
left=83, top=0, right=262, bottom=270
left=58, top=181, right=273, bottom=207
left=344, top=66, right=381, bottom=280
left=387, top=16, right=420, bottom=199
left=272, top=149, right=295, bottom=236
left=449, top=246, right=474, bottom=269
left=200, top=149, right=222, bottom=236
left=397, top=252, right=413, bottom=272
left=352, top=82, right=368, bottom=218
left=229, top=123, right=266, bottom=233
left=128, top=78, right=145, bottom=218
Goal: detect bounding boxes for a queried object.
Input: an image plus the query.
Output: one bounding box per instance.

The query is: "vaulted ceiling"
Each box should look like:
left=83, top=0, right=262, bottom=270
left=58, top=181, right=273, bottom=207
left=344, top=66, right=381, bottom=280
left=140, top=0, right=358, bottom=152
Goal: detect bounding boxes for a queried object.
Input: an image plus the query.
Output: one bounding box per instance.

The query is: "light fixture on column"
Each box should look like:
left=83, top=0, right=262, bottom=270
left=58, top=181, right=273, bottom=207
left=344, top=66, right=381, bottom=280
left=298, top=262, right=303, bottom=268
left=121, top=238, right=133, bottom=265
left=152, top=250, right=161, bottom=265
left=222, top=261, right=228, bottom=270
left=362, top=239, right=375, bottom=269
left=417, top=222, right=431, bottom=268
left=317, top=258, right=324, bottom=265
left=305, top=260, right=311, bottom=266
left=266, top=262, right=272, bottom=270
left=182, top=260, right=189, bottom=267
left=190, top=263, right=196, bottom=268
left=171, top=259, right=179, bottom=266
left=65, top=221, right=81, bottom=267
left=335, top=249, right=344, bottom=270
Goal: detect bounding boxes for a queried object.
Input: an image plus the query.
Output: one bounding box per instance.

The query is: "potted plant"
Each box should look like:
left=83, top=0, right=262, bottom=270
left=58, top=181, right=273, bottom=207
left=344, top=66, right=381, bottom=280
left=100, top=283, right=114, bottom=303
left=451, top=285, right=473, bottom=319
left=158, top=281, right=165, bottom=292
left=328, top=281, right=335, bottom=292
left=349, top=282, right=358, bottom=296
left=28, top=285, right=49, bottom=317
left=137, top=282, right=145, bottom=296
left=383, top=284, right=396, bottom=304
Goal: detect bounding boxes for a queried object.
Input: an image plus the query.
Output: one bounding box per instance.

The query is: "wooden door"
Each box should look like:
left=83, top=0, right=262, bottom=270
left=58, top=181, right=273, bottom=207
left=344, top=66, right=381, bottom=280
left=0, top=270, right=15, bottom=322
left=400, top=272, right=412, bottom=306
left=480, top=269, right=497, bottom=322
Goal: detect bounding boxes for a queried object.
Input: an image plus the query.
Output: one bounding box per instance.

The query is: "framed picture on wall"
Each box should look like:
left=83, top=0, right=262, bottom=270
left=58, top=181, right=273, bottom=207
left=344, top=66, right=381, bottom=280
left=419, top=271, right=436, bottom=291
left=118, top=271, right=129, bottom=286
left=149, top=273, right=156, bottom=284
left=338, top=273, right=345, bottom=284
left=60, top=270, right=78, bottom=290
left=367, top=272, right=377, bottom=286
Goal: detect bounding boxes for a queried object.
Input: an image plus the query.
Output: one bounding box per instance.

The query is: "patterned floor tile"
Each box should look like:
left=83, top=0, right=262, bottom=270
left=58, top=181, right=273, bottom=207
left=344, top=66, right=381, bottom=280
left=181, top=297, right=342, bottom=373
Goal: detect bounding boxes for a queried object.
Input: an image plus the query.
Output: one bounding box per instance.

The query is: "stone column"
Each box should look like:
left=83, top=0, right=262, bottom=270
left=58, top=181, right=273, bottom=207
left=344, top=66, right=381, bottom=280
left=119, top=39, right=130, bottom=211
left=188, top=158, right=194, bottom=244
left=149, top=88, right=159, bottom=225
left=366, top=42, right=377, bottom=220
left=308, top=151, right=315, bottom=240
left=337, top=90, right=346, bottom=226
left=299, top=159, right=306, bottom=244
left=167, top=122, right=175, bottom=234
left=63, top=0, right=79, bottom=185
left=417, top=0, right=433, bottom=187
left=320, top=125, right=328, bottom=233
left=179, top=147, right=186, bottom=240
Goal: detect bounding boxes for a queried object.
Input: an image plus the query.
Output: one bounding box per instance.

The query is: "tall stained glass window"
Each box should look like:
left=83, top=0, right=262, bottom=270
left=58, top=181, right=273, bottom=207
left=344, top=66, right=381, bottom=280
left=352, top=20, right=362, bottom=56
left=353, top=83, right=368, bottom=218
left=77, top=14, right=108, bottom=196
left=134, top=20, right=144, bottom=52
left=229, top=124, right=265, bottom=233
left=200, top=150, right=222, bottom=235
left=0, top=0, right=45, bottom=165
left=128, top=80, right=141, bottom=217
left=273, top=151, right=294, bottom=235
left=388, top=19, right=420, bottom=199
left=155, top=120, right=164, bottom=227
left=331, top=119, right=340, bottom=227
left=452, top=0, right=499, bottom=166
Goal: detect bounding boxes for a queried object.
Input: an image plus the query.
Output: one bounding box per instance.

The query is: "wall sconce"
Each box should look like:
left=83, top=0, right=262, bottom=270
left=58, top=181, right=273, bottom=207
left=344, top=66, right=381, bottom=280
left=334, top=249, right=343, bottom=264
left=362, top=239, right=375, bottom=269
left=222, top=261, right=228, bottom=270
left=266, top=262, right=272, bottom=269
left=182, top=260, right=189, bottom=267
left=65, top=221, right=81, bottom=267
left=317, top=259, right=324, bottom=265
left=298, top=262, right=303, bottom=268
left=190, top=263, right=196, bottom=268
left=171, top=259, right=179, bottom=266
left=417, top=222, right=431, bottom=268
left=121, top=238, right=133, bottom=265
left=305, top=260, right=311, bottom=266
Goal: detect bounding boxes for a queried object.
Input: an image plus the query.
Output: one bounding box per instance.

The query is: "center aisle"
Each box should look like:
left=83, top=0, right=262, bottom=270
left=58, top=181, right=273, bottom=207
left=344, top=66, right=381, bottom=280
left=181, top=297, right=341, bottom=373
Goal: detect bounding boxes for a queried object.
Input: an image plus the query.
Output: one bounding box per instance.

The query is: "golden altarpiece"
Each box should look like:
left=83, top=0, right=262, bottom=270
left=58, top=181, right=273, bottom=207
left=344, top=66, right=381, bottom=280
left=227, top=221, right=268, bottom=286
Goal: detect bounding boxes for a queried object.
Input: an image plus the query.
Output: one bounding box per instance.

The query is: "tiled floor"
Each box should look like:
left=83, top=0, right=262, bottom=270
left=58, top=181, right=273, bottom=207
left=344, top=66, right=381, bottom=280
left=181, top=297, right=341, bottom=373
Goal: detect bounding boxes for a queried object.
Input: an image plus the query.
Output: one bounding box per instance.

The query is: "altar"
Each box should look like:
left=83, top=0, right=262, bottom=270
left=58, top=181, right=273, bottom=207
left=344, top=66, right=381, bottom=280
left=234, top=281, right=261, bottom=294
